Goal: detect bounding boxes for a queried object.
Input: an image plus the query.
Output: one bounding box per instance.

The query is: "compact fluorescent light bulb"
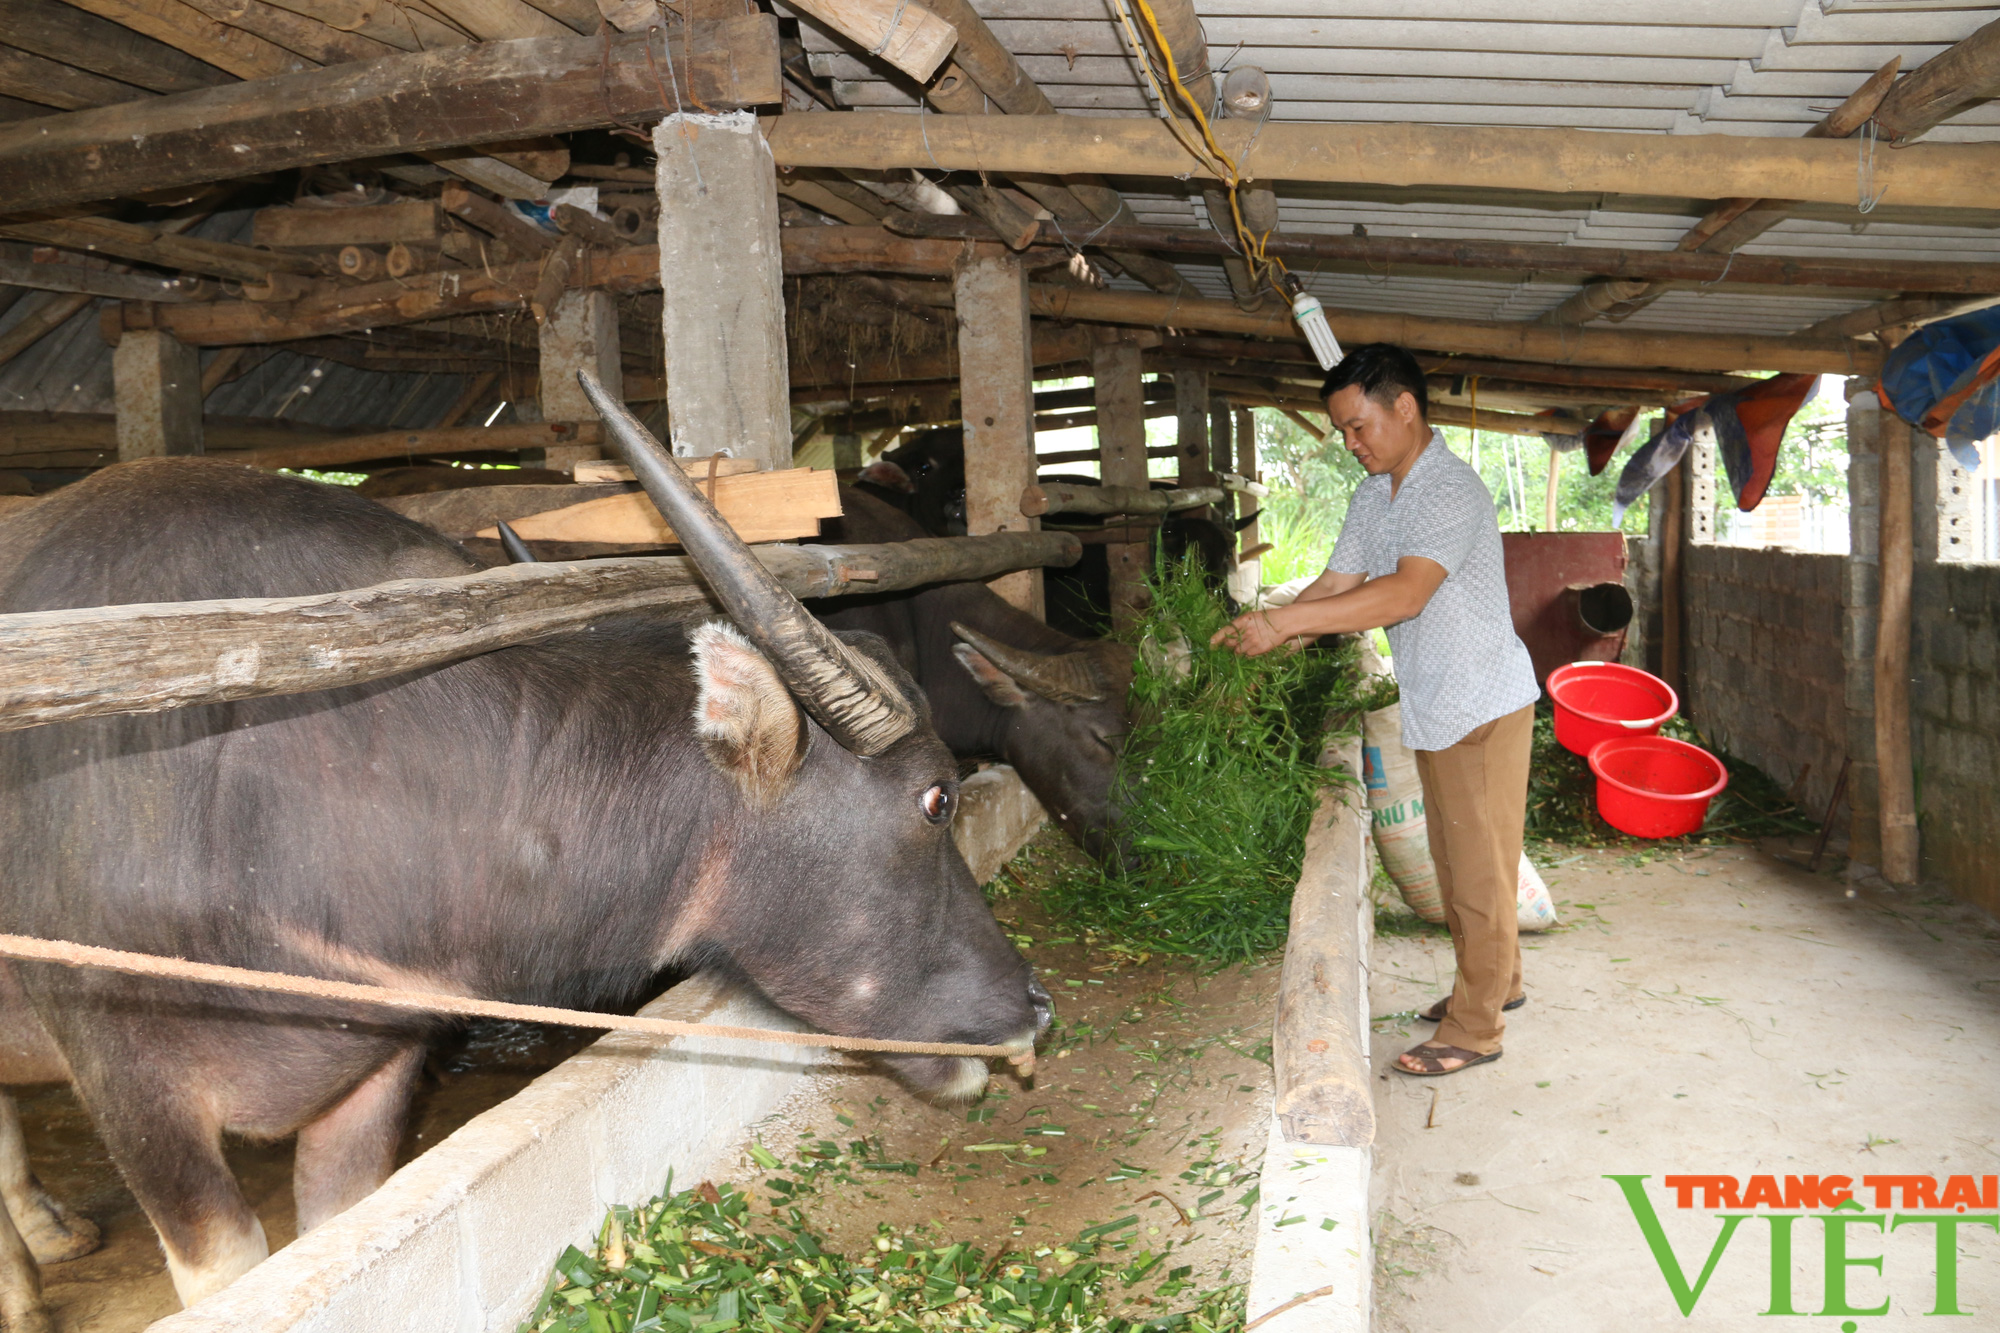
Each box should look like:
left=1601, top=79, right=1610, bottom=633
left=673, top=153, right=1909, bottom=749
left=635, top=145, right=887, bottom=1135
left=1283, top=275, right=1343, bottom=371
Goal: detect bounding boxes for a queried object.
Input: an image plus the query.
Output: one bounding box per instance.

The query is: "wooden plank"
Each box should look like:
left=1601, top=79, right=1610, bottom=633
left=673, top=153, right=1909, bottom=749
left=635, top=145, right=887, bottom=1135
left=573, top=458, right=761, bottom=483
left=765, top=112, right=2000, bottom=214
left=956, top=252, right=1042, bottom=617
left=0, top=530, right=1081, bottom=732
left=54, top=0, right=308, bottom=80
left=0, top=23, right=783, bottom=213
left=477, top=468, right=842, bottom=545
left=1020, top=481, right=1224, bottom=518
left=0, top=43, right=150, bottom=110
left=784, top=0, right=957, bottom=82
left=177, top=0, right=398, bottom=65
left=1, top=0, right=232, bottom=93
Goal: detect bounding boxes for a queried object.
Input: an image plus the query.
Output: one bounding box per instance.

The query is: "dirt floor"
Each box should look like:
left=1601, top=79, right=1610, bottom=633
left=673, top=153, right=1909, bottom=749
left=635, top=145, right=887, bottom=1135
left=1367, top=839, right=2000, bottom=1332
left=19, top=1020, right=593, bottom=1332
left=712, top=827, right=1279, bottom=1324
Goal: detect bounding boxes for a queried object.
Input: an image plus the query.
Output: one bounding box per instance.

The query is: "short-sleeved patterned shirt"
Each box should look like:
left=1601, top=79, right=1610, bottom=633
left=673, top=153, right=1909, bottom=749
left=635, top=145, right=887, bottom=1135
left=1326, top=429, right=1540, bottom=751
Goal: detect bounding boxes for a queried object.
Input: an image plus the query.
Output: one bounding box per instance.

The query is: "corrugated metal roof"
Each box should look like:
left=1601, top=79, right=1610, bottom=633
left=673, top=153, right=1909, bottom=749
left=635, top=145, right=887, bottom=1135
left=785, top=0, right=2000, bottom=335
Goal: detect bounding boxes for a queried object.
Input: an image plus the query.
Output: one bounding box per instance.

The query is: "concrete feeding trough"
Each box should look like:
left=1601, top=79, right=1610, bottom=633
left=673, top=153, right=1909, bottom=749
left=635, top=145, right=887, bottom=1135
left=147, top=767, right=1050, bottom=1333
left=144, top=753, right=1372, bottom=1332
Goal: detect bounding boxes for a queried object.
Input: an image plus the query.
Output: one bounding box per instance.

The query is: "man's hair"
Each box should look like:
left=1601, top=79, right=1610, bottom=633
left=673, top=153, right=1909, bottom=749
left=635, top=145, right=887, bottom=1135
left=1321, top=343, right=1428, bottom=420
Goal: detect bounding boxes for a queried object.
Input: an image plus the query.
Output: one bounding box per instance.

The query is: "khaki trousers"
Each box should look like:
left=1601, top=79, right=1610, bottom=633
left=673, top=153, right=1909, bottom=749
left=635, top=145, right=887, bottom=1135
left=1413, top=704, right=1534, bottom=1055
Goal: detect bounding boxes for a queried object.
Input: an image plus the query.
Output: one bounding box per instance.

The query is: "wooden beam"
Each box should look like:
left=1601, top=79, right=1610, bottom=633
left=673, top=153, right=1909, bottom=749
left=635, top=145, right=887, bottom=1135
left=0, top=43, right=150, bottom=110
left=0, top=531, right=1082, bottom=733
left=957, top=251, right=1042, bottom=617
left=2, top=216, right=321, bottom=283
left=1874, top=16, right=2000, bottom=144
left=1801, top=294, right=2000, bottom=342
left=1008, top=284, right=1882, bottom=377
left=0, top=243, right=199, bottom=302
left=766, top=113, right=2000, bottom=213
left=1163, top=336, right=1761, bottom=396
left=0, top=24, right=782, bottom=213
left=1021, top=481, right=1224, bottom=518
left=879, top=214, right=1998, bottom=296
left=251, top=201, right=441, bottom=250
left=176, top=0, right=398, bottom=66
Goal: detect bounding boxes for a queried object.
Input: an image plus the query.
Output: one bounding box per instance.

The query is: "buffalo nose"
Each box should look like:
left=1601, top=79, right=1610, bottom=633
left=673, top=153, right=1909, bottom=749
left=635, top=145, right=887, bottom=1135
left=1027, top=976, right=1054, bottom=1035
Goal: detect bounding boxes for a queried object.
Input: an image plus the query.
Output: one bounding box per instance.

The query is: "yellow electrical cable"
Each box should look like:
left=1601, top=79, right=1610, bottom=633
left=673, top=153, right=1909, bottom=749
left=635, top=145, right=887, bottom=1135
left=1110, top=0, right=1290, bottom=301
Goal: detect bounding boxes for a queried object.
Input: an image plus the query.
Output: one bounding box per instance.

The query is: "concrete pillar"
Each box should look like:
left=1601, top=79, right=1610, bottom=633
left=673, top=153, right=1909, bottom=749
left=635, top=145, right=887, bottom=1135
left=955, top=252, right=1041, bottom=618
left=1683, top=423, right=1717, bottom=547
left=1093, top=336, right=1149, bottom=631
left=113, top=328, right=202, bottom=460
left=1913, top=430, right=1975, bottom=564
left=535, top=289, right=617, bottom=473
left=1843, top=386, right=1883, bottom=870
left=655, top=112, right=790, bottom=470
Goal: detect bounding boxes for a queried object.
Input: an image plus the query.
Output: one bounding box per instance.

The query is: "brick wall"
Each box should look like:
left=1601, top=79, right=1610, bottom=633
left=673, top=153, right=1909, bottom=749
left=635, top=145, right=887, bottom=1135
left=1682, top=545, right=1848, bottom=820
left=1911, top=562, right=2000, bottom=913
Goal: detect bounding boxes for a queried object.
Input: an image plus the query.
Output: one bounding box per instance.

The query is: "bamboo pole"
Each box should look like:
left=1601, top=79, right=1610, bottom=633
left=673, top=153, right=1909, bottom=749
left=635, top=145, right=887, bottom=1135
left=1874, top=412, right=1919, bottom=885
left=765, top=113, right=2000, bottom=214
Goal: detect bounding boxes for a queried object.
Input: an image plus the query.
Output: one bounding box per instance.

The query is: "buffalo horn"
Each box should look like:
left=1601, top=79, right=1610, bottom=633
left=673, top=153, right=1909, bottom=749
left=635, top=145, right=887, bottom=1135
left=495, top=521, right=538, bottom=564
left=950, top=623, right=1104, bottom=704
left=575, top=371, right=917, bottom=756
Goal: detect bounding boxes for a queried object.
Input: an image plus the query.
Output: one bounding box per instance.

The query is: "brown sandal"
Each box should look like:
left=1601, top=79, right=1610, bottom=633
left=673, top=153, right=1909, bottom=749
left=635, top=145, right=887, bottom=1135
left=1419, top=995, right=1525, bottom=1023
left=1395, top=1042, right=1502, bottom=1076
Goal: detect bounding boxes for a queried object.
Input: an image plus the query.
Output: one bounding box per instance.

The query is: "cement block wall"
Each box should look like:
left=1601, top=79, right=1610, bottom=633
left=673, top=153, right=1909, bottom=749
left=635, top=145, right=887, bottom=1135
left=1911, top=561, right=2000, bottom=913
left=1681, top=544, right=1848, bottom=819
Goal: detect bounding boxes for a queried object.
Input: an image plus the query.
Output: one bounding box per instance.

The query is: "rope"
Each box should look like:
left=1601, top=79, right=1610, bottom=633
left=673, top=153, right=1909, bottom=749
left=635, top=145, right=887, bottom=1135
left=870, top=0, right=912, bottom=56
left=0, top=933, right=1031, bottom=1063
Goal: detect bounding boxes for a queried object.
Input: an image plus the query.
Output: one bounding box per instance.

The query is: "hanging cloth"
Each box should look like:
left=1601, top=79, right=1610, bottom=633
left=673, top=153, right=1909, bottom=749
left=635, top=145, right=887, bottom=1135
left=1879, top=306, right=2000, bottom=443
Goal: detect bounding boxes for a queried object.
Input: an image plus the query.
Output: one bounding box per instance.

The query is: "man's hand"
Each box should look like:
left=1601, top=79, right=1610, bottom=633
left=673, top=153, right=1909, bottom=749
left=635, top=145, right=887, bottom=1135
left=1211, top=608, right=1297, bottom=657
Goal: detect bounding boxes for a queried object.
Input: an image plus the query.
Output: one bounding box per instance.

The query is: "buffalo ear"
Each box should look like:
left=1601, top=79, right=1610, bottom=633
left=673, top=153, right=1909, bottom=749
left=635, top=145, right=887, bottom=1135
left=951, top=643, right=1031, bottom=708
left=690, top=622, right=807, bottom=802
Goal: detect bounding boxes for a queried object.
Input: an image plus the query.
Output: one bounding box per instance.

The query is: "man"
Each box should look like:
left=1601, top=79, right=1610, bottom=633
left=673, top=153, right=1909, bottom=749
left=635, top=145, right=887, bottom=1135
left=1212, top=343, right=1539, bottom=1076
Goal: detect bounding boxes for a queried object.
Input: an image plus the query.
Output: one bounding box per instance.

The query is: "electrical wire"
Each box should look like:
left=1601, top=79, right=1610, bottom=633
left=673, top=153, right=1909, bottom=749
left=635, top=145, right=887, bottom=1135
left=1104, top=0, right=1290, bottom=302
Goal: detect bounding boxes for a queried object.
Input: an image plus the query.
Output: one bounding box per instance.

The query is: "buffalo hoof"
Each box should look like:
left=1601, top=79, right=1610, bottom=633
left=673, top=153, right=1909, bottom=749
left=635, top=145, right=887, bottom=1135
left=15, top=1190, right=99, bottom=1265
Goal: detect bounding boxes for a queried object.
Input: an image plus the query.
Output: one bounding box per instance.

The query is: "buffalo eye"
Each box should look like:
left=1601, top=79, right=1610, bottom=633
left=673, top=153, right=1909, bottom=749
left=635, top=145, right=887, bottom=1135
left=920, top=784, right=955, bottom=824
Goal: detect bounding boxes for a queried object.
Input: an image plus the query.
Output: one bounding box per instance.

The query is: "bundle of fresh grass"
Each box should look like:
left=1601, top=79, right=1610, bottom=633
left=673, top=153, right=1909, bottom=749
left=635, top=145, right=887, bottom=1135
left=1033, top=562, right=1385, bottom=963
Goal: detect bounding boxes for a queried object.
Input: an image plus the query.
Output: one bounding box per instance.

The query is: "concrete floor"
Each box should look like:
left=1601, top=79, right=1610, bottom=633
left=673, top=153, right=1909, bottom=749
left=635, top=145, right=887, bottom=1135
left=1366, top=843, right=2000, bottom=1332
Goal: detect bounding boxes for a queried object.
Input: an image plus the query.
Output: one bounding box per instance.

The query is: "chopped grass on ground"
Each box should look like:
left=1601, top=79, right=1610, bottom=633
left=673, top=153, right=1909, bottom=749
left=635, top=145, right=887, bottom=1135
left=518, top=1172, right=1247, bottom=1333
left=1524, top=707, right=1819, bottom=851
left=1028, top=562, right=1387, bottom=964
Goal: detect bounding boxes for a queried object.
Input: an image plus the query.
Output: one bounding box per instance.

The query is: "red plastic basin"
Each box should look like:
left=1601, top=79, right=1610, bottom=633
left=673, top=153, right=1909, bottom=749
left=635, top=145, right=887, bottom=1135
left=1589, top=736, right=1729, bottom=839
left=1547, top=662, right=1678, bottom=757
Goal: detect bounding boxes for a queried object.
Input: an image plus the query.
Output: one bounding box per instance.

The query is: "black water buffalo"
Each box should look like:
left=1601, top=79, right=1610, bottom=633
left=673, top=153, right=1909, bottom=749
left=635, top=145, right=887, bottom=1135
left=816, top=490, right=1136, bottom=861
left=858, top=427, right=1240, bottom=639
left=0, top=454, right=1046, bottom=1322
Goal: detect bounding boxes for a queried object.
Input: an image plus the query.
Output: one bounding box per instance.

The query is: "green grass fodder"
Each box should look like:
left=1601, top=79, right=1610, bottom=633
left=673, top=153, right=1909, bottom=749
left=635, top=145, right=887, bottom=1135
left=1037, top=562, right=1375, bottom=963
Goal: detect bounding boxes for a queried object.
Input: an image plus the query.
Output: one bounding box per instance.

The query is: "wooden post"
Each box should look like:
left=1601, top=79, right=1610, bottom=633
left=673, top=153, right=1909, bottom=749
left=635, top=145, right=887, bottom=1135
left=1093, top=337, right=1149, bottom=631
left=655, top=112, right=791, bottom=470
left=1235, top=404, right=1259, bottom=548
left=1875, top=411, right=1919, bottom=885
left=535, top=290, right=617, bottom=473
left=113, top=327, right=203, bottom=460
left=1543, top=443, right=1562, bottom=530
left=1661, top=460, right=1685, bottom=701
left=955, top=252, right=1041, bottom=618
left=1174, top=369, right=1210, bottom=490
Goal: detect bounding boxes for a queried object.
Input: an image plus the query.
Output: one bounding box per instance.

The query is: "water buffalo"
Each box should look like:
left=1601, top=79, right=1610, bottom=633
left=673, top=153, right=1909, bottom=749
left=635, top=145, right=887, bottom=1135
left=816, top=489, right=1137, bottom=861
left=0, top=454, right=1047, bottom=1322
left=858, top=427, right=1241, bottom=639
